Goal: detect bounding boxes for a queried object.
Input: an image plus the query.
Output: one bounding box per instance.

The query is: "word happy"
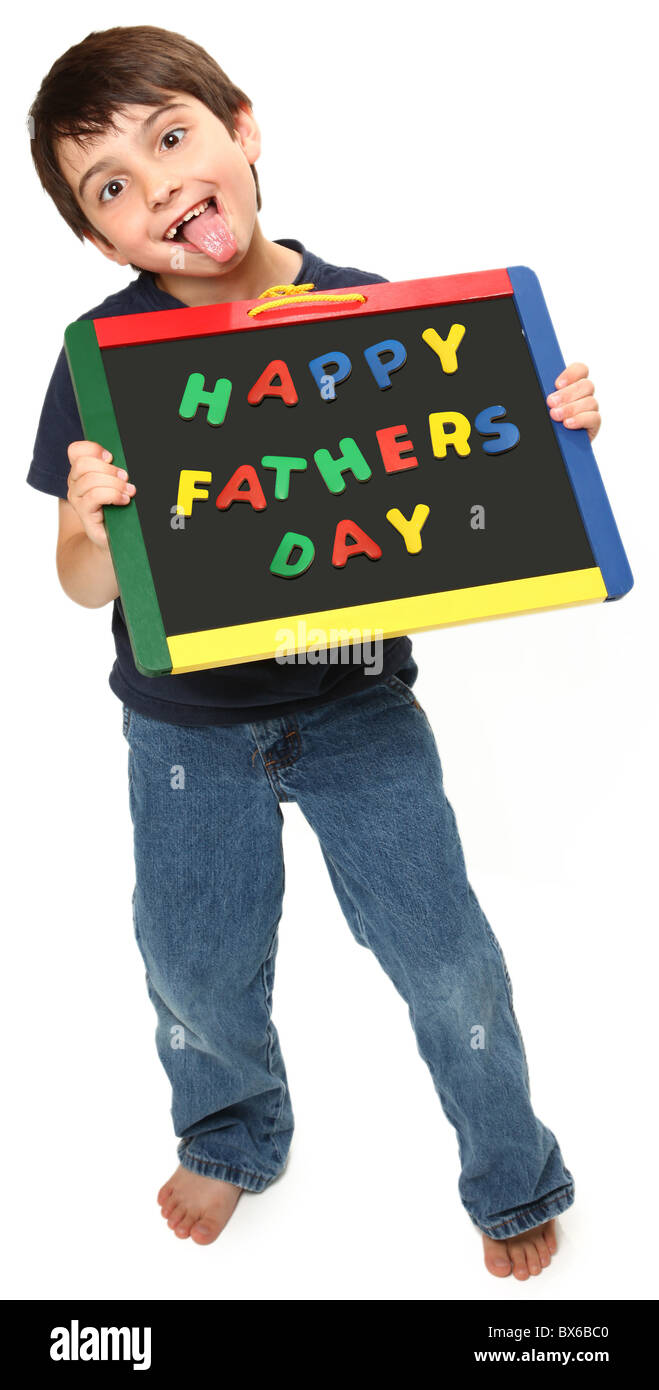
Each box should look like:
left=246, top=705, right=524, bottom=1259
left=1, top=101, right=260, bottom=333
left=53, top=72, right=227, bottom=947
left=174, top=323, right=521, bottom=579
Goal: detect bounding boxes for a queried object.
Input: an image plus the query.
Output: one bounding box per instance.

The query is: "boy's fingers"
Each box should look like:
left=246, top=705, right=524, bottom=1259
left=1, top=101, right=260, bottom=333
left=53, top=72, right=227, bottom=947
left=566, top=396, right=599, bottom=417
left=69, top=459, right=128, bottom=485
left=69, top=469, right=134, bottom=494
left=67, top=439, right=114, bottom=463
left=554, top=361, right=589, bottom=388
left=548, top=378, right=595, bottom=407
left=563, top=409, right=600, bottom=432
left=69, top=484, right=133, bottom=507
left=557, top=391, right=599, bottom=416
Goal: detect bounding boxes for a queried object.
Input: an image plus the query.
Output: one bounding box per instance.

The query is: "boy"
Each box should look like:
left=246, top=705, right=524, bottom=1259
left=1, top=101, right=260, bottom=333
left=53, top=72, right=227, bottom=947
left=27, top=25, right=600, bottom=1280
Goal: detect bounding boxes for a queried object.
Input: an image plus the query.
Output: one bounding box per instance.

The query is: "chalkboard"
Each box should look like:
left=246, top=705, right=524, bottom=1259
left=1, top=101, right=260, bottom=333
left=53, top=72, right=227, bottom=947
left=64, top=266, right=633, bottom=677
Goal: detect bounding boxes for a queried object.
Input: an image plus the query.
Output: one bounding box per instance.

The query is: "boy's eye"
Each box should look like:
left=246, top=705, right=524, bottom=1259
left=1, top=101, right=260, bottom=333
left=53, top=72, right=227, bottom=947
left=99, top=178, right=127, bottom=203
left=160, top=126, right=186, bottom=151
left=98, top=128, right=186, bottom=202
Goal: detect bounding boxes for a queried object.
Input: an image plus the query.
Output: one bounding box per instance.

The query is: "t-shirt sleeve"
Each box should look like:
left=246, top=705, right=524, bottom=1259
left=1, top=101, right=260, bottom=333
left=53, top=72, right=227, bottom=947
left=26, top=342, right=84, bottom=501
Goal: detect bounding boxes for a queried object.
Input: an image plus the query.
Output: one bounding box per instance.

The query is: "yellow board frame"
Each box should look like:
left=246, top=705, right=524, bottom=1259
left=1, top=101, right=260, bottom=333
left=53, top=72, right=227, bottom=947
left=167, top=567, right=607, bottom=674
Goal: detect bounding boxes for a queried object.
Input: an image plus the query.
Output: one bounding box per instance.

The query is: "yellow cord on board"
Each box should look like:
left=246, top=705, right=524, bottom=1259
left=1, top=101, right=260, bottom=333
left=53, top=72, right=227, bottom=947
left=247, top=283, right=366, bottom=316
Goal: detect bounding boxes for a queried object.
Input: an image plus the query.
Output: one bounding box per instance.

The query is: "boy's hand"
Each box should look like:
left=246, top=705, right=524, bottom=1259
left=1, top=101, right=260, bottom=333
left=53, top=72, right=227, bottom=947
left=546, top=362, right=600, bottom=442
left=66, top=441, right=136, bottom=549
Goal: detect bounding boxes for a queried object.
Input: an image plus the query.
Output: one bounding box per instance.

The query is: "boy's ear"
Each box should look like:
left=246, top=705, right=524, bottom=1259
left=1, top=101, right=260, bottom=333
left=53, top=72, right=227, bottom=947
left=82, top=227, right=130, bottom=267
left=233, top=102, right=261, bottom=167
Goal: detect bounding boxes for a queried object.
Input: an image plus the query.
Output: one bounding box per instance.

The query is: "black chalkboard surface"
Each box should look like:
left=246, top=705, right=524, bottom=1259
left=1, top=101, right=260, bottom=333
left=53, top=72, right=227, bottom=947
left=64, top=267, right=633, bottom=677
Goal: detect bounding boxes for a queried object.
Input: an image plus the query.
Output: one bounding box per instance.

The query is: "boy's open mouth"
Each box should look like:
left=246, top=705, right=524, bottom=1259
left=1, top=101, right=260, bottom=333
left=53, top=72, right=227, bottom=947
left=162, top=194, right=237, bottom=264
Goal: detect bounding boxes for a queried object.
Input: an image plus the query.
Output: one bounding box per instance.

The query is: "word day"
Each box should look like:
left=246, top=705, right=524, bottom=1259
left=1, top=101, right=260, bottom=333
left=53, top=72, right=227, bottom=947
left=173, top=321, right=521, bottom=579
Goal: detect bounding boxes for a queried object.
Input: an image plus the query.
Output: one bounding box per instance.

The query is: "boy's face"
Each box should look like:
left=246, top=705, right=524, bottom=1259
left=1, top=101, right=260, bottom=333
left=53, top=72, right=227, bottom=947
left=55, top=92, right=259, bottom=277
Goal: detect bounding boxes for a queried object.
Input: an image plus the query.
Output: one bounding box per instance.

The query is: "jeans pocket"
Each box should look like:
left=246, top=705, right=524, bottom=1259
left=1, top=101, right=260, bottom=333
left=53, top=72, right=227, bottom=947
left=122, top=703, right=132, bottom=739
left=385, top=673, right=423, bottom=711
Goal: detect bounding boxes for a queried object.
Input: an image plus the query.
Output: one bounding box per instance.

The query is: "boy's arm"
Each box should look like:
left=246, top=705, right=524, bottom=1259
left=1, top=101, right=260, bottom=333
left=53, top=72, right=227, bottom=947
left=56, top=440, right=136, bottom=608
left=28, top=338, right=134, bottom=607
left=56, top=498, right=120, bottom=609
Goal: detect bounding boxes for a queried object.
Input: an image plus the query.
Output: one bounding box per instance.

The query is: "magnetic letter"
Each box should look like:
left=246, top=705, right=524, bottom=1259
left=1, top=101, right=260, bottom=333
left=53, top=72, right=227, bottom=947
left=428, top=411, right=471, bottom=458
left=376, top=424, right=418, bottom=474
left=332, top=520, right=382, bottom=569
left=386, top=504, right=430, bottom=554
left=474, top=405, right=521, bottom=455
left=421, top=324, right=466, bottom=374
left=179, top=373, right=232, bottom=426
left=177, top=470, right=212, bottom=516
left=308, top=351, right=352, bottom=396
left=270, top=532, right=315, bottom=578
left=363, top=339, right=407, bottom=390
left=314, top=437, right=372, bottom=493
left=247, top=360, right=298, bottom=407
left=261, top=456, right=308, bottom=500
left=216, top=465, right=267, bottom=511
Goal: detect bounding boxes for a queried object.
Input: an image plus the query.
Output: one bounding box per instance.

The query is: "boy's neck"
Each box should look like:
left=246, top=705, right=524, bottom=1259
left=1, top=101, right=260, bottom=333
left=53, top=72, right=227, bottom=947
left=151, top=221, right=304, bottom=307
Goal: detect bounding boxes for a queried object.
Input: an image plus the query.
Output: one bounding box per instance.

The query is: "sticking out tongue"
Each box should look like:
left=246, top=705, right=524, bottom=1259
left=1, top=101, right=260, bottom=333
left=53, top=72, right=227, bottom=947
left=180, top=200, right=237, bottom=262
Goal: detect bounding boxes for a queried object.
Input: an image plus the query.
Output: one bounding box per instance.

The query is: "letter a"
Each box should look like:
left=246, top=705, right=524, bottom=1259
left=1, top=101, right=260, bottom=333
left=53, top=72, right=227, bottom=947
left=247, top=360, right=298, bottom=406
left=332, top=520, right=382, bottom=569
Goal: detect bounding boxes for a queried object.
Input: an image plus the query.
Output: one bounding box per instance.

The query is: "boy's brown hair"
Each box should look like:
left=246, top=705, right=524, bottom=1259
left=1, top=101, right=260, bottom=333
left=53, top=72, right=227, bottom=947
left=28, top=24, right=262, bottom=274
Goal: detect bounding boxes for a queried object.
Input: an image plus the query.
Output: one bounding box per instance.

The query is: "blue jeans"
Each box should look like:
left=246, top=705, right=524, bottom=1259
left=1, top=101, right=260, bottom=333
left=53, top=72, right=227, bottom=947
left=121, top=661, right=575, bottom=1240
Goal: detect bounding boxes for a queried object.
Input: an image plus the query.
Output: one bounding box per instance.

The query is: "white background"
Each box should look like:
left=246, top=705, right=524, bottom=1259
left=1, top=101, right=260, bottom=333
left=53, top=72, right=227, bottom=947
left=5, top=0, right=656, bottom=1302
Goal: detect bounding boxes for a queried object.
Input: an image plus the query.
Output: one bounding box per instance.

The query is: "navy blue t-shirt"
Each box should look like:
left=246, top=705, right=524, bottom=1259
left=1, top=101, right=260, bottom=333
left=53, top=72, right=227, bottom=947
left=27, top=238, right=415, bottom=726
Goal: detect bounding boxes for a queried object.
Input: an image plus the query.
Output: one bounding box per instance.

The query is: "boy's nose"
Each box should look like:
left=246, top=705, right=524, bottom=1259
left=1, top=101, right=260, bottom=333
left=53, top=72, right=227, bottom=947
left=147, top=180, right=182, bottom=212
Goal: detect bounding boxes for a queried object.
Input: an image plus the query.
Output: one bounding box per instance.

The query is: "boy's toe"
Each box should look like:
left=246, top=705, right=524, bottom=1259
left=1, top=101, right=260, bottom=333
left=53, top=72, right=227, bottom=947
left=190, top=1218, right=223, bottom=1245
left=535, top=1234, right=551, bottom=1267
left=166, top=1202, right=187, bottom=1231
left=544, top=1219, right=558, bottom=1254
left=511, top=1246, right=530, bottom=1280
left=482, top=1235, right=512, bottom=1276
left=174, top=1209, right=201, bottom=1239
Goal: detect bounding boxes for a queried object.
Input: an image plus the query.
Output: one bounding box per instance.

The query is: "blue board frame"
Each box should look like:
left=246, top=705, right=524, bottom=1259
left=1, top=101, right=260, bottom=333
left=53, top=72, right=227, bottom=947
left=509, top=265, right=633, bottom=600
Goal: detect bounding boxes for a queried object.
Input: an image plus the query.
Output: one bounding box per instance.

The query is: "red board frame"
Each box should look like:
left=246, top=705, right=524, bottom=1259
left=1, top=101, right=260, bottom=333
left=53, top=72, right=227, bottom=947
left=94, top=269, right=514, bottom=348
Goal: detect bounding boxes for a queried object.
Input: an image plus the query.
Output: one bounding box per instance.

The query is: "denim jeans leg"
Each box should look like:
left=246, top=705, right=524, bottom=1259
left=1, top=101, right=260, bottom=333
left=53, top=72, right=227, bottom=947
left=122, top=707, right=294, bottom=1193
left=279, top=680, right=575, bottom=1240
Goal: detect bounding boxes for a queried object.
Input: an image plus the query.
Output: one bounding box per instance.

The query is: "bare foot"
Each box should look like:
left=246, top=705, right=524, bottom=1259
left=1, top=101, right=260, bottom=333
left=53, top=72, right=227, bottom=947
left=157, top=1164, right=242, bottom=1245
left=482, top=1217, right=558, bottom=1279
